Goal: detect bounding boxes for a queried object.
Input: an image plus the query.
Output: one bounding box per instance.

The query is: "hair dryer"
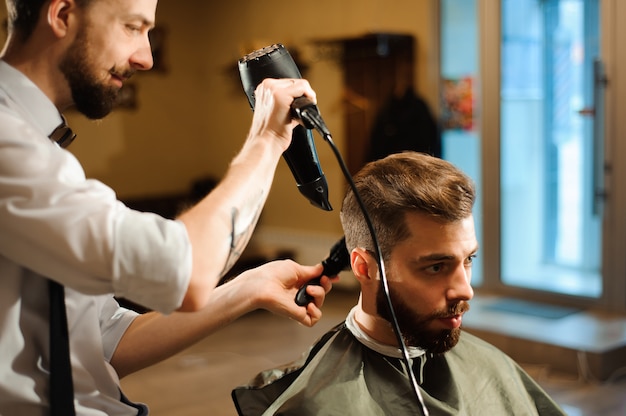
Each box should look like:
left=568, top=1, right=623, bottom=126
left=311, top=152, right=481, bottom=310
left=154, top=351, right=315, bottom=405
left=238, top=44, right=332, bottom=211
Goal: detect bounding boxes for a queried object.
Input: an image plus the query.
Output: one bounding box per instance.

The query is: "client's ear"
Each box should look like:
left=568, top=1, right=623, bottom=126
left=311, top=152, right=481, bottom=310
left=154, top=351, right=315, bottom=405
left=351, top=247, right=378, bottom=285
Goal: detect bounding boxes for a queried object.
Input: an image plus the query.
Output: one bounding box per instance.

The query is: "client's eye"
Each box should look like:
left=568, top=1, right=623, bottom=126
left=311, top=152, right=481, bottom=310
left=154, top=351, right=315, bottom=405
left=425, top=263, right=444, bottom=274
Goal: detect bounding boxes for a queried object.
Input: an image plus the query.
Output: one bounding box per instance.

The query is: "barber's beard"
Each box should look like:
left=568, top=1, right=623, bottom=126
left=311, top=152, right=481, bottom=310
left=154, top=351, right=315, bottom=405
left=59, top=30, right=123, bottom=119
left=376, top=285, right=470, bottom=354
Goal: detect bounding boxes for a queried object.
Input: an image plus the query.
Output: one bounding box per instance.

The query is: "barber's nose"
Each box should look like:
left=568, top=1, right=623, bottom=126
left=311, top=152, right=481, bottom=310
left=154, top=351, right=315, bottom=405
left=131, top=41, right=154, bottom=71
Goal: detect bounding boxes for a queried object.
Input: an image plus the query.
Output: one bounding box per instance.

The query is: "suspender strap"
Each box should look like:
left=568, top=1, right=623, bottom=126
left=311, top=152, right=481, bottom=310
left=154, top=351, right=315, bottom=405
left=48, top=117, right=77, bottom=415
left=49, top=280, right=76, bottom=415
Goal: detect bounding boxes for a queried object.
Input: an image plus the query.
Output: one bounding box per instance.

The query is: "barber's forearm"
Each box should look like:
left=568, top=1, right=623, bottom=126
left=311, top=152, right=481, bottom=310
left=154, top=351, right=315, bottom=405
left=111, top=276, right=256, bottom=378
left=177, top=136, right=283, bottom=311
left=111, top=259, right=329, bottom=378
left=175, top=78, right=315, bottom=312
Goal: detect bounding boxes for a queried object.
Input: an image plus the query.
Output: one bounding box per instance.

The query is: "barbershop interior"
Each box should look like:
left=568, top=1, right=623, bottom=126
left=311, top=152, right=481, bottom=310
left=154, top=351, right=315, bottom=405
left=4, top=0, right=626, bottom=414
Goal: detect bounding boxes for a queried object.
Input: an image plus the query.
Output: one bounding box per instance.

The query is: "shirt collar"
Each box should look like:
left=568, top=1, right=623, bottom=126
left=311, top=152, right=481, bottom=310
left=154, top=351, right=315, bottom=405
left=0, top=59, right=64, bottom=137
left=345, top=306, right=426, bottom=359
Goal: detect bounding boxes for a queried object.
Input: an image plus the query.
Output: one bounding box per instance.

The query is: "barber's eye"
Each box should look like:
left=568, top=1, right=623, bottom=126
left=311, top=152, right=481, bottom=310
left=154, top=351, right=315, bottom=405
left=127, top=25, right=141, bottom=33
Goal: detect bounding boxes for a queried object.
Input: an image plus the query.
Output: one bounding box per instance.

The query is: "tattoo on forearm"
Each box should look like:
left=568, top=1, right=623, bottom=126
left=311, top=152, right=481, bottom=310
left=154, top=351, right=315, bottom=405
left=220, top=199, right=263, bottom=276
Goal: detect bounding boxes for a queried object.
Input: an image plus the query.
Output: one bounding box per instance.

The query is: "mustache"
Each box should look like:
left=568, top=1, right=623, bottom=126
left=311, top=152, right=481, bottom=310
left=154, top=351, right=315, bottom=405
left=110, top=67, right=136, bottom=80
left=430, top=300, right=470, bottom=320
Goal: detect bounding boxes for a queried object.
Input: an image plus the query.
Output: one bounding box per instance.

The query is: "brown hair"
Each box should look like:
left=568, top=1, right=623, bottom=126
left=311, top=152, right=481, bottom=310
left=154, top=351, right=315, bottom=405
left=340, top=151, right=475, bottom=260
left=6, top=0, right=92, bottom=41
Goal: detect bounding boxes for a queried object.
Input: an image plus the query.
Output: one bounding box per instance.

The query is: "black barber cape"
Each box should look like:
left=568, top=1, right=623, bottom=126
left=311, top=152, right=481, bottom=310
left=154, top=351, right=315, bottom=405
left=232, top=323, right=566, bottom=416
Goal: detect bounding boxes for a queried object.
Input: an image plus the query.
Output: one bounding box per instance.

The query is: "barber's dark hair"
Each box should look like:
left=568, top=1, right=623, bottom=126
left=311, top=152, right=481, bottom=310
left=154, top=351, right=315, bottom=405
left=340, top=151, right=475, bottom=261
left=6, top=0, right=91, bottom=41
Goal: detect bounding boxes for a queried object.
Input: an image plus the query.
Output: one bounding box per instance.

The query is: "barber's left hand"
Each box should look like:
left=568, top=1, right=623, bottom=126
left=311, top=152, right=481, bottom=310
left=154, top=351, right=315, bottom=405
left=240, top=259, right=336, bottom=327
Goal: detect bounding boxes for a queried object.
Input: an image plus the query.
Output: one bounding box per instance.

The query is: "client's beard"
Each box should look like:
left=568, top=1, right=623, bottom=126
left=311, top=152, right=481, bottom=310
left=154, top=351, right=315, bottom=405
left=376, top=285, right=470, bottom=354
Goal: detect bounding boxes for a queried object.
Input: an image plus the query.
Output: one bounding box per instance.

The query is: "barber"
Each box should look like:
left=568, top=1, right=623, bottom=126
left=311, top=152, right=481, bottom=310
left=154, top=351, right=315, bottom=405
left=0, top=0, right=333, bottom=414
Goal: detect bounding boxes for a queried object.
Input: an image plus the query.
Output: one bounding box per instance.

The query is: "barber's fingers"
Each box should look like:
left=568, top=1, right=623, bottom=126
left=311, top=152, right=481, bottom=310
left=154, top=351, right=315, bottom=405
left=294, top=276, right=337, bottom=327
left=319, top=275, right=338, bottom=293
left=289, top=288, right=324, bottom=327
left=250, top=78, right=317, bottom=145
left=246, top=259, right=332, bottom=327
left=281, top=261, right=327, bottom=327
left=304, top=301, right=324, bottom=326
left=255, top=78, right=317, bottom=107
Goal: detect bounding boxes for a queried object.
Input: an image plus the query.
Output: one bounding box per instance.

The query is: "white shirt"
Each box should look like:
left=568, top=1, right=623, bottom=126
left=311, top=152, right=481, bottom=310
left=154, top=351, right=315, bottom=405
left=0, top=60, right=192, bottom=414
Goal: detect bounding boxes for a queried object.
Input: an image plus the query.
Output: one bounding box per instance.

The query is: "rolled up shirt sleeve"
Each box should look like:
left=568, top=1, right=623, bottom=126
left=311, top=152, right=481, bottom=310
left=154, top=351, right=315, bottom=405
left=112, top=212, right=192, bottom=313
left=0, top=114, right=192, bottom=314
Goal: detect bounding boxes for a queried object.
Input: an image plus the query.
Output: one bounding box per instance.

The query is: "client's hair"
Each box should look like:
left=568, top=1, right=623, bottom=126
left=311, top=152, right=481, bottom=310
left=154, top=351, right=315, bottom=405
left=340, top=151, right=475, bottom=261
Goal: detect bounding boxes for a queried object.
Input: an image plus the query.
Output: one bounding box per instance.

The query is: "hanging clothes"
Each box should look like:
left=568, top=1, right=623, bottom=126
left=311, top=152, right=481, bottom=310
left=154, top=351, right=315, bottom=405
left=367, top=88, right=441, bottom=162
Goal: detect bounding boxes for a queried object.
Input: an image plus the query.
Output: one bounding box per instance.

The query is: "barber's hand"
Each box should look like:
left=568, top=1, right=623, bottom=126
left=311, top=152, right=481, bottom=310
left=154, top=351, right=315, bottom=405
left=241, top=259, right=335, bottom=327
left=247, top=78, right=317, bottom=152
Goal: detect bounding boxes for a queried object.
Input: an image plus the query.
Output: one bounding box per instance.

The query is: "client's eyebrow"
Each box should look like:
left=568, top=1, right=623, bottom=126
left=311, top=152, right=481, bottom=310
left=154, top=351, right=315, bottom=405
left=413, top=245, right=479, bottom=264
left=414, top=253, right=455, bottom=264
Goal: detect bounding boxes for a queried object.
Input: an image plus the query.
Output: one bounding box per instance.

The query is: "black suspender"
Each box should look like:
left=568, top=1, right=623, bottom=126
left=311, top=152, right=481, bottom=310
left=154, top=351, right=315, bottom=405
left=48, top=119, right=77, bottom=415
